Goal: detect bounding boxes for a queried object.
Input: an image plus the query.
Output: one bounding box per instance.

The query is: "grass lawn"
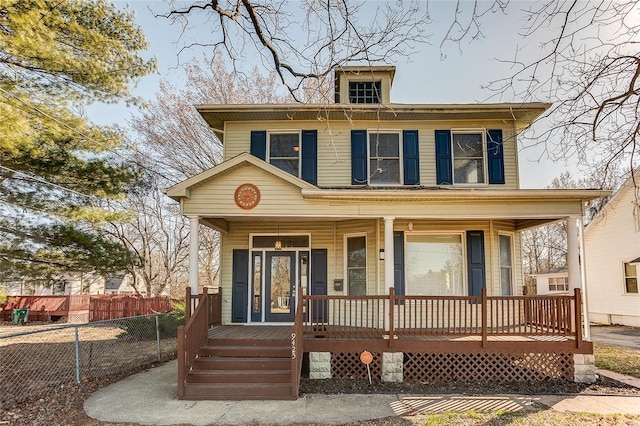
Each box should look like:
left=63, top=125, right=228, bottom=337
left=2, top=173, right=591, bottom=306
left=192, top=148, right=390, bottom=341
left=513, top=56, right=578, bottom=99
left=594, top=343, right=640, bottom=378
left=410, top=409, right=640, bottom=425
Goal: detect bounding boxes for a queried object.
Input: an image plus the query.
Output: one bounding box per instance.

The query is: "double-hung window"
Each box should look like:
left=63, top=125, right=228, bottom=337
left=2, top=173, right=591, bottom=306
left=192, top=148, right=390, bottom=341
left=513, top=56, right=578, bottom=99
left=268, top=132, right=300, bottom=177
left=499, top=234, right=513, bottom=295
left=624, top=262, right=639, bottom=294
left=346, top=234, right=367, bottom=295
left=369, top=131, right=401, bottom=185
left=452, top=130, right=486, bottom=184
left=548, top=276, right=569, bottom=292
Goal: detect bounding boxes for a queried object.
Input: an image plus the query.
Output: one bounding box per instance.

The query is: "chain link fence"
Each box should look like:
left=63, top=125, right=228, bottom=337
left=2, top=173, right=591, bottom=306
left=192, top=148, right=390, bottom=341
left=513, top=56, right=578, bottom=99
left=0, top=313, right=182, bottom=409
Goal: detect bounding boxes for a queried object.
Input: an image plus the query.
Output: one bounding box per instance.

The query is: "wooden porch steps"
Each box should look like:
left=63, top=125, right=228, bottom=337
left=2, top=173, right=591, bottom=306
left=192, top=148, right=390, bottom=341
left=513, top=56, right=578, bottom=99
left=183, top=337, right=296, bottom=400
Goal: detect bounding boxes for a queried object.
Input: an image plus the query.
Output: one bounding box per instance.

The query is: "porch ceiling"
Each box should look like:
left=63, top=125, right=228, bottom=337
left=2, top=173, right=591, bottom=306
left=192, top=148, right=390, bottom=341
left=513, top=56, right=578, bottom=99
left=200, top=216, right=579, bottom=234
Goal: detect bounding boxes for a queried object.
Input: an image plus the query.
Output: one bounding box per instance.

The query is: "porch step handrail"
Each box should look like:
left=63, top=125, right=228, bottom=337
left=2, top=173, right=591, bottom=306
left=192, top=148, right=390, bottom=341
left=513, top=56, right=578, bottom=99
left=177, top=287, right=215, bottom=399
left=301, top=288, right=584, bottom=348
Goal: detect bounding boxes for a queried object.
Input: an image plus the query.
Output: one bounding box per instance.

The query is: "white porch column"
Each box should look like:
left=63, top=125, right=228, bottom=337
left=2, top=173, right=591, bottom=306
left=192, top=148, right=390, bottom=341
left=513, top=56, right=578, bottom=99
left=567, top=216, right=580, bottom=291
left=383, top=217, right=395, bottom=291
left=188, top=215, right=200, bottom=295
left=578, top=215, right=591, bottom=340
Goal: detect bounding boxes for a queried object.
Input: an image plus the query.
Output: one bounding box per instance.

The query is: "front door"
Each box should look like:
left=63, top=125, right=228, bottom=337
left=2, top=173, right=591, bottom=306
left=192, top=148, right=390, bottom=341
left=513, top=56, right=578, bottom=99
left=265, top=251, right=296, bottom=322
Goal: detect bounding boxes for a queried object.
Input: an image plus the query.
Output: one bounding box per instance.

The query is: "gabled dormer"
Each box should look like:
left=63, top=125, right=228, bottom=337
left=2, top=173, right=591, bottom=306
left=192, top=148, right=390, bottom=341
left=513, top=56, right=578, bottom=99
left=334, top=66, right=395, bottom=104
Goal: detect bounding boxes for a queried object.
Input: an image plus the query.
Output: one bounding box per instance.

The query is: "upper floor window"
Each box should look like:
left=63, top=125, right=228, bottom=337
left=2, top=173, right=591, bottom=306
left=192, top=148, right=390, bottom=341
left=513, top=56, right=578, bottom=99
left=548, top=276, right=569, bottom=292
left=349, top=81, right=381, bottom=104
left=624, top=262, right=639, bottom=294
left=369, top=131, right=401, bottom=185
left=452, top=131, right=486, bottom=184
left=268, top=132, right=300, bottom=177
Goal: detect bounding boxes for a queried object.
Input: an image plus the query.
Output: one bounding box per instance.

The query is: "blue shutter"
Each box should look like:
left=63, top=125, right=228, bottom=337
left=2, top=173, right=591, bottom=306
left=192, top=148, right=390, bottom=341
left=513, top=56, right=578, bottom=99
left=435, top=130, right=452, bottom=185
left=250, top=131, right=266, bottom=160
left=487, top=129, right=505, bottom=184
left=311, top=249, right=328, bottom=323
left=402, top=130, right=420, bottom=185
left=231, top=249, right=249, bottom=323
left=301, top=130, right=317, bottom=184
left=351, top=130, right=367, bottom=185
left=466, top=231, right=486, bottom=297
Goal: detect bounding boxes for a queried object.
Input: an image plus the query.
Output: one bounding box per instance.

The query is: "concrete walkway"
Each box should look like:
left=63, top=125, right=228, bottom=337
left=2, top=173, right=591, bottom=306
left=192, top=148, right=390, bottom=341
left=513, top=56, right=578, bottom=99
left=590, top=325, right=640, bottom=350
left=84, top=360, right=640, bottom=425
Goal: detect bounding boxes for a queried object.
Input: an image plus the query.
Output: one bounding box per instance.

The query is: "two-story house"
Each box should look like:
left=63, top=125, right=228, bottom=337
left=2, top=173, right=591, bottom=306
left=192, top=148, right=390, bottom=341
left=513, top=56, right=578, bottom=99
left=167, top=66, right=608, bottom=400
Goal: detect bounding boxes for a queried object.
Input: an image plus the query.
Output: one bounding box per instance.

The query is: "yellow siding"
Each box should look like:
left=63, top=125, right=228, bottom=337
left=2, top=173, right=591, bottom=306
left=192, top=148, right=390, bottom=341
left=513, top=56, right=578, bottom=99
left=180, top=164, right=583, bottom=218
left=223, top=120, right=519, bottom=189
left=218, top=217, right=523, bottom=323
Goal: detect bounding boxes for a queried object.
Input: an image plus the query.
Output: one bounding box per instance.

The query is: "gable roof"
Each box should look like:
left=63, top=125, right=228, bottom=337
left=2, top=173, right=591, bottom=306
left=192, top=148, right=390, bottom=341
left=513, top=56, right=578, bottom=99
left=585, top=169, right=640, bottom=231
left=165, top=152, right=317, bottom=200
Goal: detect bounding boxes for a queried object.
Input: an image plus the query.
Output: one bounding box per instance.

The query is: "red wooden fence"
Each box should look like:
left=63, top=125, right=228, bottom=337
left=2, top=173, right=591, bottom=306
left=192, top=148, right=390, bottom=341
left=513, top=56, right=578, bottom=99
left=89, top=296, right=172, bottom=321
left=1, top=295, right=172, bottom=322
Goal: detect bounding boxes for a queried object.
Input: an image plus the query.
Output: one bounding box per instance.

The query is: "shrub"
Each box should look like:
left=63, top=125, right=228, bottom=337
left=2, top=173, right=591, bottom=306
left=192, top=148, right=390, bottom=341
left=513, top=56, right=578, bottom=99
left=117, top=312, right=185, bottom=340
left=0, top=287, right=7, bottom=307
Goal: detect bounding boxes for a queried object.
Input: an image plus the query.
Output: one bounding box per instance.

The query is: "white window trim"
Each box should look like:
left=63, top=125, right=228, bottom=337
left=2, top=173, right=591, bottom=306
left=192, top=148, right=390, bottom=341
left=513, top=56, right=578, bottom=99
left=344, top=232, right=368, bottom=296
left=547, top=275, right=569, bottom=293
left=248, top=232, right=312, bottom=323
left=450, top=128, right=489, bottom=187
left=266, top=130, right=301, bottom=178
left=622, top=260, right=640, bottom=295
left=498, top=232, right=515, bottom=296
left=404, top=231, right=468, bottom=296
left=366, top=129, right=404, bottom=186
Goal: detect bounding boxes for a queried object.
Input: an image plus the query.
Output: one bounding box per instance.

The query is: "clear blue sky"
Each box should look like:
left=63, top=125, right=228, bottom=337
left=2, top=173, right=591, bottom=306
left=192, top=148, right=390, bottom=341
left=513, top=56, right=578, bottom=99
left=97, top=1, right=580, bottom=189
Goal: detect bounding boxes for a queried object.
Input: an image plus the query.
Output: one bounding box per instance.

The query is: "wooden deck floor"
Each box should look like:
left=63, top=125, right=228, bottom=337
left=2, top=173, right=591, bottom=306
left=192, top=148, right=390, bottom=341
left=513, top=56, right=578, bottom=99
left=208, top=325, right=291, bottom=340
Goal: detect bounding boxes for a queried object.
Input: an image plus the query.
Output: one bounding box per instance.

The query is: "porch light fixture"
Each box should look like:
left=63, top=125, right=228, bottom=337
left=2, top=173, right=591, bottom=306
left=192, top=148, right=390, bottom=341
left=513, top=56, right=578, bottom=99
left=379, top=249, right=385, bottom=260
left=275, top=219, right=282, bottom=250
left=408, top=222, right=413, bottom=232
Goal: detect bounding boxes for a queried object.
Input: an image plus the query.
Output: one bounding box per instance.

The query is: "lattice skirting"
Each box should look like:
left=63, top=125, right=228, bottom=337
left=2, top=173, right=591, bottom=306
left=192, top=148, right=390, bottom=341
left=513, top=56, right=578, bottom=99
left=331, top=352, right=383, bottom=379
left=403, top=352, right=574, bottom=382
left=68, top=312, right=89, bottom=323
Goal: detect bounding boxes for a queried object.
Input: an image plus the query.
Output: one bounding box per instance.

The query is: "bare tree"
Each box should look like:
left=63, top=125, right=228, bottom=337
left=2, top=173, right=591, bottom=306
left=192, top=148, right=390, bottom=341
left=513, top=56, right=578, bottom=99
left=157, top=0, right=429, bottom=101
left=103, top=185, right=190, bottom=297
left=120, top=57, right=297, bottom=296
left=521, top=170, right=623, bottom=286
left=479, top=1, right=640, bottom=186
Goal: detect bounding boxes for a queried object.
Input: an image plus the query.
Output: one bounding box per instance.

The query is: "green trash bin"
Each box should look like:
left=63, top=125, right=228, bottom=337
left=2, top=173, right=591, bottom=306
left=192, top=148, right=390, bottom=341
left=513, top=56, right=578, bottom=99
left=11, top=308, right=28, bottom=325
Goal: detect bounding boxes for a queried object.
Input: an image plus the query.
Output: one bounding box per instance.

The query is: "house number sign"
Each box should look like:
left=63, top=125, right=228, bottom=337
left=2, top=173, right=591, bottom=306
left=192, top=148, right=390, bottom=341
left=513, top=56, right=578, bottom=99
left=234, top=183, right=260, bottom=209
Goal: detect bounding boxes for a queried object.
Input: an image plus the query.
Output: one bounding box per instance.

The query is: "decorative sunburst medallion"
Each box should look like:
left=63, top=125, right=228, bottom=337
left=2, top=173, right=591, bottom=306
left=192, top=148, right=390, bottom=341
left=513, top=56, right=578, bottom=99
left=234, top=183, right=260, bottom=209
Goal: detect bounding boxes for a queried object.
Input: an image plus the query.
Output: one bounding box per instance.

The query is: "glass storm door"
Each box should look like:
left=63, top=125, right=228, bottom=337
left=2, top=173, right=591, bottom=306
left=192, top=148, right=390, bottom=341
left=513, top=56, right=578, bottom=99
left=265, top=251, right=296, bottom=322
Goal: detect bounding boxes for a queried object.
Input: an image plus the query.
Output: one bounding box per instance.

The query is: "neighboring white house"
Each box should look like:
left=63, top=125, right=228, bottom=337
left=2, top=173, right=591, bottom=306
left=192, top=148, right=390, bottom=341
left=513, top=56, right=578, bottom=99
left=1, top=272, right=155, bottom=297
left=584, top=174, right=640, bottom=327
left=531, top=267, right=569, bottom=295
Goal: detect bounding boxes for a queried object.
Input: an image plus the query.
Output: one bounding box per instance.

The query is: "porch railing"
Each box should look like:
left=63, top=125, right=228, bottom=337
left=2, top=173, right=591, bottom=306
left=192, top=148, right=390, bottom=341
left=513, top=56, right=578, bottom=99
left=177, top=288, right=223, bottom=399
left=299, top=288, right=584, bottom=348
